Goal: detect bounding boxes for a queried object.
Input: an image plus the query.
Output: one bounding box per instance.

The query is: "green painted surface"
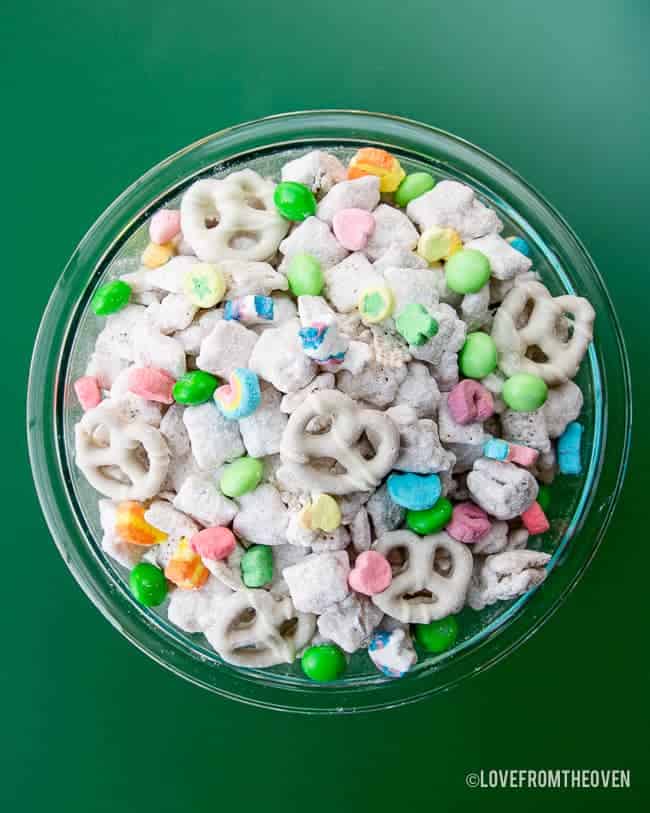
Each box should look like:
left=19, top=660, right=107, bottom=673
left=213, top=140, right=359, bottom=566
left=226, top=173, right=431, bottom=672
left=4, top=0, right=648, bottom=809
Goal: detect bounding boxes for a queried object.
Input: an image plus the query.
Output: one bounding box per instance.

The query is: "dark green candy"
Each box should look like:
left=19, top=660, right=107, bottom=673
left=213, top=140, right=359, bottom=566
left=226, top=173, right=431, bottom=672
left=415, top=615, right=458, bottom=653
left=240, top=545, right=274, bottom=587
left=301, top=644, right=347, bottom=682
left=129, top=562, right=168, bottom=607
left=172, top=370, right=219, bottom=404
left=91, top=280, right=132, bottom=315
left=273, top=181, right=317, bottom=221
left=406, top=497, right=453, bottom=535
left=537, top=484, right=551, bottom=512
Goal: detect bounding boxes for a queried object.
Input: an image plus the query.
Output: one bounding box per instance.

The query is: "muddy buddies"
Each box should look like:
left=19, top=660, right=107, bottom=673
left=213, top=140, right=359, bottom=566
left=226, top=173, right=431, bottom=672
left=73, top=146, right=595, bottom=682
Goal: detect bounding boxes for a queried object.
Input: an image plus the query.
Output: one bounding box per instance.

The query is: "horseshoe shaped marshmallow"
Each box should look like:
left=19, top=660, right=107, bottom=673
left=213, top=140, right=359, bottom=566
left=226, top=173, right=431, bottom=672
left=75, top=402, right=169, bottom=501
left=180, top=170, right=290, bottom=263
left=278, top=389, right=400, bottom=495
left=371, top=530, right=473, bottom=623
left=204, top=588, right=316, bottom=667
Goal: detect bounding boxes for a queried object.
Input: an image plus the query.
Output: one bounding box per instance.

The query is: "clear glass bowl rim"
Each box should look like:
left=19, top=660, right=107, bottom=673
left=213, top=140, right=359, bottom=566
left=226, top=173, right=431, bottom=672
left=27, top=110, right=632, bottom=714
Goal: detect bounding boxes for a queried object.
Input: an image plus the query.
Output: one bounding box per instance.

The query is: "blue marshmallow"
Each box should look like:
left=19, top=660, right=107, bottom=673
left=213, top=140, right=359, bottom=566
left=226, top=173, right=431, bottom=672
left=386, top=472, right=442, bottom=511
left=557, top=421, right=583, bottom=475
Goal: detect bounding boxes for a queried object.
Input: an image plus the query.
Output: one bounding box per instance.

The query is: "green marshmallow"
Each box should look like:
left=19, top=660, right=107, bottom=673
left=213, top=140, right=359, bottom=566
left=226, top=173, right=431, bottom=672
left=415, top=615, right=458, bottom=653
left=394, top=172, right=436, bottom=207
left=241, top=545, right=274, bottom=588
left=129, top=563, right=168, bottom=607
left=395, top=303, right=439, bottom=346
left=91, top=280, right=132, bottom=316
left=274, top=181, right=317, bottom=221
left=445, top=249, right=491, bottom=294
left=172, top=370, right=219, bottom=405
left=301, top=644, right=347, bottom=682
left=287, top=253, right=324, bottom=296
left=220, top=457, right=263, bottom=498
left=502, top=373, right=548, bottom=411
left=459, top=332, right=498, bottom=378
left=406, top=497, right=453, bottom=535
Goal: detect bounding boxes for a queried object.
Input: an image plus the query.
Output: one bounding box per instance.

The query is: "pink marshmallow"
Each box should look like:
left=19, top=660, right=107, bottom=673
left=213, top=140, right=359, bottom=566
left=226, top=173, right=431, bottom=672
left=149, top=209, right=181, bottom=245
left=348, top=550, right=392, bottom=596
left=127, top=367, right=176, bottom=404
left=507, top=444, right=539, bottom=467
left=520, top=502, right=550, bottom=535
left=190, top=527, right=236, bottom=561
left=332, top=208, right=375, bottom=251
left=446, top=502, right=491, bottom=543
left=447, top=380, right=494, bottom=425
left=73, top=376, right=102, bottom=411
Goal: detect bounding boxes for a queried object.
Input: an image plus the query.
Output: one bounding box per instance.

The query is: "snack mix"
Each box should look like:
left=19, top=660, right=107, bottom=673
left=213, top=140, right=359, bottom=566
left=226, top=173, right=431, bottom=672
left=74, top=147, right=595, bottom=682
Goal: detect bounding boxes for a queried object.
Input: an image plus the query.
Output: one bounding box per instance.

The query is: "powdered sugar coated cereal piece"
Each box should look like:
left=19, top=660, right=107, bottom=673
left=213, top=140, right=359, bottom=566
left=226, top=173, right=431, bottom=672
left=471, top=520, right=510, bottom=554
left=174, top=309, right=224, bottom=356
left=406, top=179, right=502, bottom=241
left=159, top=403, right=190, bottom=457
left=323, top=252, right=384, bottom=312
left=249, top=318, right=317, bottom=393
left=391, top=415, right=456, bottom=475
left=239, top=384, right=288, bottom=458
left=120, top=256, right=198, bottom=295
left=281, top=150, right=346, bottom=196
left=95, top=304, right=146, bottom=361
left=219, top=260, right=289, bottom=297
left=501, top=408, right=551, bottom=454
left=467, top=458, right=538, bottom=520
left=467, top=549, right=551, bottom=610
left=233, top=484, right=289, bottom=546
left=280, top=373, right=336, bottom=414
left=382, top=267, right=440, bottom=316
left=364, top=204, right=419, bottom=261
left=132, top=315, right=186, bottom=379
left=350, top=507, right=372, bottom=552
left=438, top=393, right=489, bottom=445
left=167, top=576, right=233, bottom=633
left=366, top=483, right=405, bottom=536
left=317, top=595, right=383, bottom=653
left=182, top=402, right=244, bottom=470
left=196, top=320, right=258, bottom=379
left=317, top=176, right=380, bottom=224
left=151, top=293, right=198, bottom=334
left=465, top=233, right=532, bottom=281
left=173, top=474, right=238, bottom=527
left=279, top=217, right=348, bottom=270
left=85, top=351, right=129, bottom=390
left=337, top=362, right=407, bottom=409
left=410, top=303, right=466, bottom=368
left=460, top=285, right=491, bottom=331
left=373, top=244, right=428, bottom=272
left=283, top=550, right=351, bottom=614
left=542, top=381, right=584, bottom=438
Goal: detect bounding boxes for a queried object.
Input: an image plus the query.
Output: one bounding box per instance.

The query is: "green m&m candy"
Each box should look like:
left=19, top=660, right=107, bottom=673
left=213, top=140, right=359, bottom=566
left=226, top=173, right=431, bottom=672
left=91, top=280, right=132, bottom=316
left=415, top=615, right=458, bottom=653
left=220, top=456, right=263, bottom=498
left=459, top=332, right=498, bottom=379
left=274, top=181, right=317, bottom=221
left=394, top=172, right=436, bottom=207
left=445, top=249, right=491, bottom=294
left=129, top=563, right=168, bottom=607
left=241, top=545, right=274, bottom=588
left=301, top=644, right=347, bottom=682
left=172, top=370, right=219, bottom=405
left=502, top=373, right=548, bottom=412
left=286, top=253, right=324, bottom=296
left=406, top=497, right=453, bottom=535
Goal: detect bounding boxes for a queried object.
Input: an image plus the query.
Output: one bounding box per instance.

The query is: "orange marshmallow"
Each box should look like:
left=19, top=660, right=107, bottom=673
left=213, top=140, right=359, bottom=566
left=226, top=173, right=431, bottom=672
left=347, top=147, right=406, bottom=193
left=142, top=240, right=175, bottom=269
left=165, top=538, right=210, bottom=590
left=115, top=501, right=168, bottom=546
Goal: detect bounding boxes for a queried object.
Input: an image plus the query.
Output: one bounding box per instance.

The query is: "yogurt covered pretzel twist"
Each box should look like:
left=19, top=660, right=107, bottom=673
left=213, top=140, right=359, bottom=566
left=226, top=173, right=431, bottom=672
left=75, top=402, right=169, bottom=500
left=279, top=389, right=400, bottom=495
left=491, top=280, right=595, bottom=384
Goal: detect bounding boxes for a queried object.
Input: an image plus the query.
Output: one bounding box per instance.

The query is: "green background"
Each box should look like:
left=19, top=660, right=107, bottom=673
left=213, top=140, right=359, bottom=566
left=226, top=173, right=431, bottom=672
left=3, top=0, right=648, bottom=809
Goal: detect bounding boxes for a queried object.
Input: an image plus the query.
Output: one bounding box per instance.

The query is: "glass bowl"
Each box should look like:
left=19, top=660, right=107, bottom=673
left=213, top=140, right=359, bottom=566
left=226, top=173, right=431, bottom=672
left=27, top=111, right=631, bottom=713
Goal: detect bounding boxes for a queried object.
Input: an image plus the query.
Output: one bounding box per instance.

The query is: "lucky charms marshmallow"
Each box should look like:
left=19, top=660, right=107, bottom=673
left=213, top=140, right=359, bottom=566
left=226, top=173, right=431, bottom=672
left=71, top=148, right=596, bottom=682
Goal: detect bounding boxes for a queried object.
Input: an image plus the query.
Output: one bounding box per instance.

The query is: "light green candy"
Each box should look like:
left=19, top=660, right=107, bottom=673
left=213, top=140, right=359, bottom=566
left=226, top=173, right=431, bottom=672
left=394, top=172, right=436, bottom=207
left=287, top=253, right=324, bottom=296
left=219, top=457, right=263, bottom=498
left=241, top=545, right=274, bottom=588
left=445, top=249, right=491, bottom=294
left=502, top=373, right=548, bottom=411
left=395, top=304, right=439, bottom=346
left=459, top=332, right=497, bottom=378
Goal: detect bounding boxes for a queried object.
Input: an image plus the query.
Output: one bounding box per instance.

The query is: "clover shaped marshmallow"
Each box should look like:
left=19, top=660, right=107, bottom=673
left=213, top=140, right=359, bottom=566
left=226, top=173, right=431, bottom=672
left=180, top=170, right=290, bottom=263
left=371, top=530, right=473, bottom=624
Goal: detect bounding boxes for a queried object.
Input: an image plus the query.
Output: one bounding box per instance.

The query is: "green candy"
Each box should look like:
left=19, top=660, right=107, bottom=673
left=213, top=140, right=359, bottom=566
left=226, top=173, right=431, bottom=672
left=287, top=253, right=324, bottom=296
left=301, top=644, right=347, bottom=682
left=241, top=545, right=274, bottom=588
left=91, top=280, right=132, bottom=316
left=172, top=370, right=219, bottom=405
left=406, top=498, right=453, bottom=535
left=395, top=303, right=439, bottom=346
left=537, top=484, right=551, bottom=512
left=394, top=172, right=436, bottom=207
left=445, top=249, right=491, bottom=294
left=459, top=332, right=497, bottom=379
left=415, top=615, right=458, bottom=653
left=502, top=373, right=548, bottom=412
left=220, top=457, right=263, bottom=498
left=274, top=181, right=317, bottom=221
left=129, top=563, right=168, bottom=607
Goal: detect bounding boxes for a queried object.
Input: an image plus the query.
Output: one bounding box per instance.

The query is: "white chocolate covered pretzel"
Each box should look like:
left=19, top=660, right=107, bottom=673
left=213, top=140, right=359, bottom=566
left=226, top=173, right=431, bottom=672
left=278, top=390, right=400, bottom=495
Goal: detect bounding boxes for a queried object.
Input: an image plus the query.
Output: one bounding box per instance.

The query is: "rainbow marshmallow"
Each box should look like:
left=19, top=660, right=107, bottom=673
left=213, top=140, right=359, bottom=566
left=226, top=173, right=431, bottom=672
left=214, top=368, right=261, bottom=420
left=224, top=295, right=274, bottom=324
